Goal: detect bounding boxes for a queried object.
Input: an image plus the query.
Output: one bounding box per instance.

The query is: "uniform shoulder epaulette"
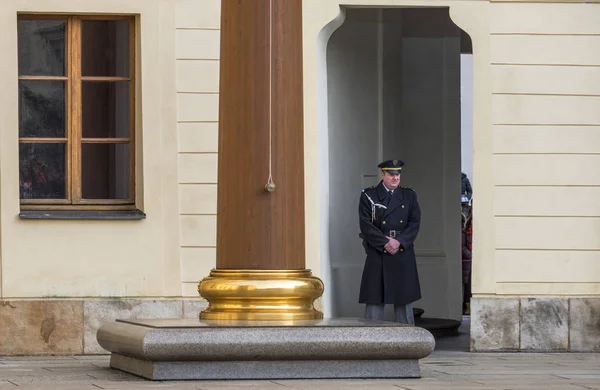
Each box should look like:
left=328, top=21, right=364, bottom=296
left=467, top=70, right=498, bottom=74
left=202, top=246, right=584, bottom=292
left=400, top=185, right=416, bottom=192
left=362, top=185, right=377, bottom=192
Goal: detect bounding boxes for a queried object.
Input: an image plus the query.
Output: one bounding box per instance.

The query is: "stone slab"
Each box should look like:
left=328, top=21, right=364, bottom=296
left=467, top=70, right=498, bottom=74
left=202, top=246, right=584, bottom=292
left=84, top=299, right=183, bottom=354
left=0, top=300, right=83, bottom=355
left=569, top=298, right=600, bottom=352
left=97, top=318, right=435, bottom=380
left=111, top=353, right=421, bottom=380
left=470, top=298, right=519, bottom=351
left=520, top=298, right=568, bottom=351
left=117, top=317, right=407, bottom=328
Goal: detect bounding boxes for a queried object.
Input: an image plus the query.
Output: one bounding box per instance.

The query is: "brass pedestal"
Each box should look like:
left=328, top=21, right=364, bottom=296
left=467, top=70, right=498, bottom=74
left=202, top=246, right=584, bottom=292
left=198, top=269, right=324, bottom=321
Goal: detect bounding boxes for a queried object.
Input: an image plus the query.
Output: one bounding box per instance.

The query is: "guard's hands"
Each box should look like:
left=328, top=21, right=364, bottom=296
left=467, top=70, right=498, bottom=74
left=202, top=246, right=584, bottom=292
left=384, top=237, right=401, bottom=255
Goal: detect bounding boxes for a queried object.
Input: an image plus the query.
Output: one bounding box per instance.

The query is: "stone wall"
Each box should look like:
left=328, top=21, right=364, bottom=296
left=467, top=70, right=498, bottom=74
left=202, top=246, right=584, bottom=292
left=471, top=297, right=600, bottom=352
left=0, top=298, right=208, bottom=355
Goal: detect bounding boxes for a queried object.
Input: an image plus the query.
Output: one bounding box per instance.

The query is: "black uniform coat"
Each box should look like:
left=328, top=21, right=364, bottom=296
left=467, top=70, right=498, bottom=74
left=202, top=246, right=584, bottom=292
left=358, top=181, right=422, bottom=305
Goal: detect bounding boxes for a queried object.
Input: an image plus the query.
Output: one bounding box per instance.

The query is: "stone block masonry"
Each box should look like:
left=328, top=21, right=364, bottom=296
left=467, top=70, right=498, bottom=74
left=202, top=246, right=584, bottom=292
left=471, top=297, right=600, bottom=352
left=0, top=299, right=208, bottom=355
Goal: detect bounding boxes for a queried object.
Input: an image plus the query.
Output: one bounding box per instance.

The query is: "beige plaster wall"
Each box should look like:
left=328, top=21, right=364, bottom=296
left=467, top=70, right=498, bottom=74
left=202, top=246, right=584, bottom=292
left=490, top=1, right=600, bottom=295
left=304, top=0, right=600, bottom=300
left=174, top=0, right=221, bottom=297
left=0, top=0, right=181, bottom=298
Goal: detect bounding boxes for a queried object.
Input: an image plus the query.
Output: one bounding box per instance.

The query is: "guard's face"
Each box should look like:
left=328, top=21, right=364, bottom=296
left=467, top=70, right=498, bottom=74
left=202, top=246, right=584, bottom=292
left=381, top=171, right=401, bottom=190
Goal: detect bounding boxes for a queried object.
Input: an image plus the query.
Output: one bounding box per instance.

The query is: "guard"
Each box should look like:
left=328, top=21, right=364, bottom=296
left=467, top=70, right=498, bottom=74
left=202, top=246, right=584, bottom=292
left=358, top=159, right=422, bottom=324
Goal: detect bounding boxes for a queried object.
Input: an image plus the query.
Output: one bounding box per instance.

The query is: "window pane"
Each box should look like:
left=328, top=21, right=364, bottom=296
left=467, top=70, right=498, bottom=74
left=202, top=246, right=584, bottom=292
left=81, top=20, right=130, bottom=77
left=18, top=19, right=66, bottom=76
left=19, top=80, right=66, bottom=138
left=82, top=82, right=130, bottom=138
left=19, top=143, right=66, bottom=199
left=82, top=143, right=130, bottom=200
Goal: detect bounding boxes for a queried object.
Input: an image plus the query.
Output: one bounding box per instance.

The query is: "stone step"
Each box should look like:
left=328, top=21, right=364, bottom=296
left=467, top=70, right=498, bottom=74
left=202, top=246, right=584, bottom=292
left=97, top=318, right=435, bottom=380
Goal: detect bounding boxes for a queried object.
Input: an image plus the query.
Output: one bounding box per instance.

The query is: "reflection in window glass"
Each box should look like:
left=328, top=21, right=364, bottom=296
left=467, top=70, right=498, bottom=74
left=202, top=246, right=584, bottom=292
left=19, top=80, right=66, bottom=138
left=18, top=19, right=66, bottom=76
left=19, top=143, right=66, bottom=199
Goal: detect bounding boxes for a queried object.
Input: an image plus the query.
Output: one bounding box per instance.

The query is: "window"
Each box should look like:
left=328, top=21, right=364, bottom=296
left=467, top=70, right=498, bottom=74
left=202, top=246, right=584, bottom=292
left=18, top=15, right=135, bottom=210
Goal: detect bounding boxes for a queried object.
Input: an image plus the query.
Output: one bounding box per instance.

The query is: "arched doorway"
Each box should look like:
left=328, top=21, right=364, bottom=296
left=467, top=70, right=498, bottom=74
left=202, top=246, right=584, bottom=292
left=300, top=0, right=493, bottom=349
left=325, top=7, right=472, bottom=325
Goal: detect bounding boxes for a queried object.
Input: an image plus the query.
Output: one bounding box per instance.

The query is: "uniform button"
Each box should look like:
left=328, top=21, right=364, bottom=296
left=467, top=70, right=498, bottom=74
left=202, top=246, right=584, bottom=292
left=382, top=221, right=386, bottom=225
left=400, top=248, right=404, bottom=252
left=400, top=220, right=403, bottom=223
left=402, top=205, right=405, bottom=208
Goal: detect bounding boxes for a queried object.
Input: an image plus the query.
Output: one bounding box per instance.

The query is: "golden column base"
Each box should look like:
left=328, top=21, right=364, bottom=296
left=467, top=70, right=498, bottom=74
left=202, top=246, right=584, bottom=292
left=198, top=269, right=324, bottom=321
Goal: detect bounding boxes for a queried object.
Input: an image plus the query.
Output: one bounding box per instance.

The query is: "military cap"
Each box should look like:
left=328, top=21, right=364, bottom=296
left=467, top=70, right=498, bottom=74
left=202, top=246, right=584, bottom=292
left=378, top=159, right=404, bottom=174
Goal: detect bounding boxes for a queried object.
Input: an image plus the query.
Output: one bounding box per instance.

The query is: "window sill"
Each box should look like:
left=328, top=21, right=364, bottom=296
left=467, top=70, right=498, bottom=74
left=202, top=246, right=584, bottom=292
left=19, top=209, right=146, bottom=220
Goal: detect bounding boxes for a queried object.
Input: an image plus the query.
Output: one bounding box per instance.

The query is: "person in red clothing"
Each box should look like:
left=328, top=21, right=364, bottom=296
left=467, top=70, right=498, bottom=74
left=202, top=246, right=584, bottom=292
left=461, top=202, right=473, bottom=315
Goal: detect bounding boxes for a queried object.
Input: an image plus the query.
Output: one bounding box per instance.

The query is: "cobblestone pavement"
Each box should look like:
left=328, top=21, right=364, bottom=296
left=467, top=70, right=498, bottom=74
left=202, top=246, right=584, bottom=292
left=0, top=351, right=599, bottom=390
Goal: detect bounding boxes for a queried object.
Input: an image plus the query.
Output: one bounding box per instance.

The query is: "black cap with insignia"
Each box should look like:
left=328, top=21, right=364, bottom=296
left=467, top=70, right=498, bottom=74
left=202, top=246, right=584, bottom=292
left=378, top=159, right=404, bottom=174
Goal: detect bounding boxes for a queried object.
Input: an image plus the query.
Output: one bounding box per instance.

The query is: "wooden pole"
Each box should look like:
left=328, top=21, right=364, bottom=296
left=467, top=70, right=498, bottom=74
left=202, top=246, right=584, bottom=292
left=198, top=0, right=323, bottom=321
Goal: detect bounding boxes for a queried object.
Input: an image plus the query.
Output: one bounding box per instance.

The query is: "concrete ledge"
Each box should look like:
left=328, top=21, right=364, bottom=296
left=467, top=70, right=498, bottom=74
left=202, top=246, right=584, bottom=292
left=97, top=318, right=435, bottom=380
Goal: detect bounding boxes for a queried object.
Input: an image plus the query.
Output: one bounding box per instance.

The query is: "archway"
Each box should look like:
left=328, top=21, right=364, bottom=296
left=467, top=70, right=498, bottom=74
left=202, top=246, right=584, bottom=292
left=300, top=0, right=493, bottom=346
left=326, top=7, right=472, bottom=326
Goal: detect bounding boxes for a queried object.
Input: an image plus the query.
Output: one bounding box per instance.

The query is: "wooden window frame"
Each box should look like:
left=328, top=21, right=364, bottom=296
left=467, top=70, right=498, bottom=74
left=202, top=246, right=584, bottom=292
left=18, top=14, right=136, bottom=211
